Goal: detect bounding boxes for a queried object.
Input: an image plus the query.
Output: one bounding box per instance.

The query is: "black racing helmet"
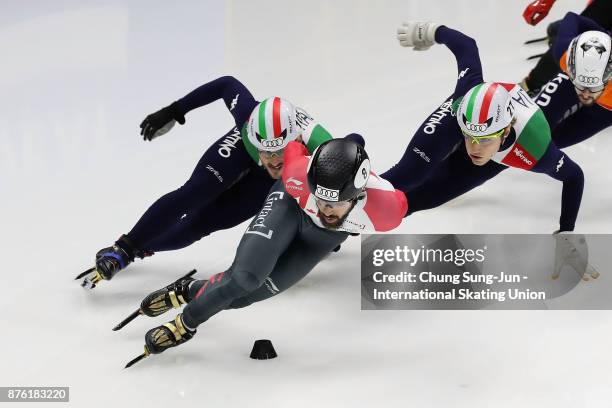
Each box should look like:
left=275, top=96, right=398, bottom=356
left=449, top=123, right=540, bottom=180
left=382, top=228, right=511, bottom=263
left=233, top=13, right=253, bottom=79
left=307, top=138, right=371, bottom=202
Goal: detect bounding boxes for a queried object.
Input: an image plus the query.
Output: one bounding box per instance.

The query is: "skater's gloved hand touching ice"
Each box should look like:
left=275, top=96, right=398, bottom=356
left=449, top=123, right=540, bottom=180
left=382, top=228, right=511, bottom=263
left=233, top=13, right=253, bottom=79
left=552, top=232, right=600, bottom=281
left=396, top=21, right=440, bottom=51
left=139, top=101, right=186, bottom=141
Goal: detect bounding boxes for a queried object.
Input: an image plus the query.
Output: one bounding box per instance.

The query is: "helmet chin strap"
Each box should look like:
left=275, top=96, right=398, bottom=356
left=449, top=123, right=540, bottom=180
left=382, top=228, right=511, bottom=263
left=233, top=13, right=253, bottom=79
left=502, top=125, right=511, bottom=143
left=503, top=117, right=517, bottom=142
left=495, top=123, right=515, bottom=152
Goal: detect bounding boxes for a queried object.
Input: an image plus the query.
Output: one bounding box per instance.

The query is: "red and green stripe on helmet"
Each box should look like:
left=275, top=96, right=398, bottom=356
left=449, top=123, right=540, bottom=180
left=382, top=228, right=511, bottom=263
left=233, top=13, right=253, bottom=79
left=247, top=97, right=300, bottom=151
left=458, top=82, right=515, bottom=137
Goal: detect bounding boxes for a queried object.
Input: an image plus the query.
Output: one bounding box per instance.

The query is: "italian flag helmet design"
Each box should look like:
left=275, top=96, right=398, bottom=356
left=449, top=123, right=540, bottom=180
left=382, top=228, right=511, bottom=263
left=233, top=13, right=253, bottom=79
left=457, top=82, right=514, bottom=137
left=246, top=97, right=299, bottom=152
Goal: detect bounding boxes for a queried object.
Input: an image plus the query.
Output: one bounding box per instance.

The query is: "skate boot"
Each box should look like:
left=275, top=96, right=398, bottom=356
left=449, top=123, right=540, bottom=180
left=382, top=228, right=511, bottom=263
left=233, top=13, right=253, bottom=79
left=145, top=313, right=196, bottom=354
left=125, top=313, right=196, bottom=367
left=113, top=269, right=198, bottom=331
left=77, top=235, right=151, bottom=289
left=140, top=272, right=198, bottom=317
left=95, top=246, right=132, bottom=281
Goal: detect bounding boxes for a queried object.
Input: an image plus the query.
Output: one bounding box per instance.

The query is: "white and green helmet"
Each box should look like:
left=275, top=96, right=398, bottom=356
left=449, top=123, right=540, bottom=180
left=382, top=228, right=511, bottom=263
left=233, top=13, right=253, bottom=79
left=246, top=97, right=300, bottom=152
left=457, top=82, right=514, bottom=137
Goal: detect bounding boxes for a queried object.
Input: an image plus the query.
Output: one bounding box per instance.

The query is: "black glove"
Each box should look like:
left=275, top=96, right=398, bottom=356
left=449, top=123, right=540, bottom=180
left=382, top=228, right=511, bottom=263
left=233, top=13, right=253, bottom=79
left=139, top=102, right=186, bottom=141
left=546, top=20, right=560, bottom=46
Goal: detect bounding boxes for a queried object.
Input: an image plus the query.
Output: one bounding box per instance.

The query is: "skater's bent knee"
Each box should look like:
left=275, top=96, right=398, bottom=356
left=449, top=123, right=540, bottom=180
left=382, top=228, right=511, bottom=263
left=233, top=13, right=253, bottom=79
left=229, top=268, right=265, bottom=294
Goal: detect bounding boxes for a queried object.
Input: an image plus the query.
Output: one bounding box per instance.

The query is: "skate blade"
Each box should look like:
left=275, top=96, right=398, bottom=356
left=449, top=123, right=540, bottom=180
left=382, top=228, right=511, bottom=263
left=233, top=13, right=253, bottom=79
left=75, top=267, right=96, bottom=280
left=113, top=309, right=143, bottom=331
left=80, top=270, right=103, bottom=290
left=125, top=346, right=151, bottom=368
left=526, top=53, right=545, bottom=60
left=524, top=36, right=547, bottom=45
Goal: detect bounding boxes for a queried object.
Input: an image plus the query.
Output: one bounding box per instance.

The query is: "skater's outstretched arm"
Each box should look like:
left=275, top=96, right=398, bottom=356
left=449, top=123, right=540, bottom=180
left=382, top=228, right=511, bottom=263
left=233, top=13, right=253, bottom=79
left=397, top=21, right=484, bottom=98
left=383, top=22, right=483, bottom=192
left=436, top=26, right=485, bottom=99
left=140, top=76, right=258, bottom=140
left=176, top=76, right=257, bottom=127
left=532, top=145, right=584, bottom=232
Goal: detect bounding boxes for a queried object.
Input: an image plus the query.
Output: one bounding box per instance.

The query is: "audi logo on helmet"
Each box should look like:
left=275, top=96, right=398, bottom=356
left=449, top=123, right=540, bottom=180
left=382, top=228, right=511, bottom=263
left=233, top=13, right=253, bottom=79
left=462, top=115, right=493, bottom=133
left=577, top=75, right=600, bottom=84
left=261, top=138, right=284, bottom=148
left=315, top=185, right=340, bottom=201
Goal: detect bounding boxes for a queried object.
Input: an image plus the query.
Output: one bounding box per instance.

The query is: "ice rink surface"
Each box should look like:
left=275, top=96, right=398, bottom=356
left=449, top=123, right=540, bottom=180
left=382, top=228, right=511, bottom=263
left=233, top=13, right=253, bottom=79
left=2, top=1, right=612, bottom=407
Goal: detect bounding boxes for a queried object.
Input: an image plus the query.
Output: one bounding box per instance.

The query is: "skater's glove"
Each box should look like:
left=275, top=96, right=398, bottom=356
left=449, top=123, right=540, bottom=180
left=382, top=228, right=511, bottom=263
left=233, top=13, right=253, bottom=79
left=552, top=231, right=600, bottom=281
left=545, top=20, right=560, bottom=46
left=140, top=102, right=186, bottom=141
left=397, top=21, right=439, bottom=51
left=522, top=0, right=556, bottom=26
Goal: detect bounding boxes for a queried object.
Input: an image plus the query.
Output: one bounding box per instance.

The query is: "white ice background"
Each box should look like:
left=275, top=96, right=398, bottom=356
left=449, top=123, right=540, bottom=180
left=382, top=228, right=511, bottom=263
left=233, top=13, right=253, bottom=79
left=1, top=1, right=612, bottom=407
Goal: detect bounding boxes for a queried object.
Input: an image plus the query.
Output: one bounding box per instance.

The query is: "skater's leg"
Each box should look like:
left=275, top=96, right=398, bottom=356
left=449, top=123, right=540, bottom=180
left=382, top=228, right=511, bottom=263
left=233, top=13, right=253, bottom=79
left=125, top=127, right=252, bottom=250
left=181, top=181, right=302, bottom=328
left=143, top=168, right=274, bottom=251
left=227, top=221, right=348, bottom=308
